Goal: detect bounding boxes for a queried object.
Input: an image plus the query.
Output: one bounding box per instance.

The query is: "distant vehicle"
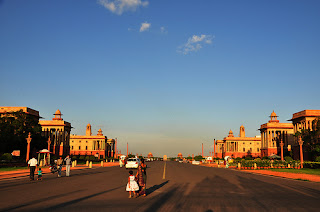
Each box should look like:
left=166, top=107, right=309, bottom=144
left=125, top=158, right=141, bottom=169
left=178, top=159, right=183, bottom=163
left=146, top=158, right=151, bottom=162
left=192, top=161, right=200, bottom=165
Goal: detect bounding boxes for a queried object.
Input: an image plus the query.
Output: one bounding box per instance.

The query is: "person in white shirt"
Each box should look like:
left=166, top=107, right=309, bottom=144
left=28, top=156, right=38, bottom=180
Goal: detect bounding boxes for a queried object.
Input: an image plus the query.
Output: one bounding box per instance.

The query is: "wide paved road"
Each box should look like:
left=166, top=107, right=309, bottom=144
left=1, top=161, right=320, bottom=211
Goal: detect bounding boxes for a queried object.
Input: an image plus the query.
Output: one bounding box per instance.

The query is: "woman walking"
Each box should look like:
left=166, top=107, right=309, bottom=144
left=136, top=158, right=147, bottom=197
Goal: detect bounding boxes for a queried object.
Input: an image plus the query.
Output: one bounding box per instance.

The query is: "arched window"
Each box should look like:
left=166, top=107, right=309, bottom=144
left=79, top=146, right=81, bottom=150
left=86, top=146, right=88, bottom=150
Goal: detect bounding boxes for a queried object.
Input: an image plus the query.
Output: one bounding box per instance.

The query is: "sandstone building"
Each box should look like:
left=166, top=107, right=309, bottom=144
left=70, top=123, right=115, bottom=159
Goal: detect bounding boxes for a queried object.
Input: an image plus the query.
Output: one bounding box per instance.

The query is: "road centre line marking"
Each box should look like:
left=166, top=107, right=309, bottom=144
left=162, top=162, right=166, bottom=179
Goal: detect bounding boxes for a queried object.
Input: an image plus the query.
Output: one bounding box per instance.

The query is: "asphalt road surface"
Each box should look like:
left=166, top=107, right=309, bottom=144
left=1, top=161, right=320, bottom=212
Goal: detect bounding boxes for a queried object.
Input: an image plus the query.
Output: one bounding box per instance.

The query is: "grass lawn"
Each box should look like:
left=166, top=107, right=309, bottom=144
left=0, top=166, right=29, bottom=172
left=269, top=168, right=320, bottom=176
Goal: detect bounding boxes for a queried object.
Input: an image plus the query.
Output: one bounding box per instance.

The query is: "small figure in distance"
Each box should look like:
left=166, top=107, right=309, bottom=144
left=57, top=157, right=63, bottom=177
left=37, top=168, right=42, bottom=180
left=64, top=155, right=72, bottom=177
left=28, top=156, right=37, bottom=181
left=126, top=170, right=139, bottom=198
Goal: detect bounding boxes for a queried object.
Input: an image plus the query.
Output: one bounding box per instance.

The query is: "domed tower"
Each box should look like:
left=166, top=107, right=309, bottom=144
left=97, top=128, right=103, bottom=136
left=269, top=110, right=279, bottom=123
left=86, top=123, right=92, bottom=136
left=53, top=109, right=63, bottom=120
left=240, top=125, right=245, bottom=138
left=228, top=129, right=234, bottom=137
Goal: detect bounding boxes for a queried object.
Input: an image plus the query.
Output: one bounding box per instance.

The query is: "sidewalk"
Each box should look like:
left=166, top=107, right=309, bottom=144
left=0, top=162, right=119, bottom=181
left=200, top=163, right=320, bottom=182
left=241, top=169, right=320, bottom=182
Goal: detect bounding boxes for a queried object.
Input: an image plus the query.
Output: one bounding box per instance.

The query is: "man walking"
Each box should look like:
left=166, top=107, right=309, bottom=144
left=64, top=155, right=72, bottom=177
left=28, top=156, right=37, bottom=180
left=57, top=156, right=63, bottom=177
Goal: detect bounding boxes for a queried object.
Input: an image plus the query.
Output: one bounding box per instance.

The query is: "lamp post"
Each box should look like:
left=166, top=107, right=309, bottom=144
left=26, top=132, right=32, bottom=162
left=298, top=136, right=304, bottom=168
left=202, top=143, right=204, bottom=157
left=280, top=138, right=284, bottom=161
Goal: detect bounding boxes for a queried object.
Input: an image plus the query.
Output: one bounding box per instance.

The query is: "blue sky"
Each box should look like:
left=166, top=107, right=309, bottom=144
left=1, top=0, right=320, bottom=157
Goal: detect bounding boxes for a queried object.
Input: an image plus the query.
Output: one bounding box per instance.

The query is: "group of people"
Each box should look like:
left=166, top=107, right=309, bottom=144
left=27, top=155, right=72, bottom=180
left=126, top=158, right=147, bottom=198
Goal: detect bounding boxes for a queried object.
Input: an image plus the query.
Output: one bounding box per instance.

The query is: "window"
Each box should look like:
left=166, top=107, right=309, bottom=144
left=79, top=140, right=81, bottom=143
left=71, top=146, right=73, bottom=150
left=250, top=143, right=252, bottom=145
left=72, top=140, right=74, bottom=143
left=243, top=148, right=245, bottom=152
left=86, top=141, right=88, bottom=143
left=78, top=146, right=81, bottom=150
left=257, top=148, right=260, bottom=152
left=86, top=146, right=88, bottom=150
left=243, top=142, right=245, bottom=144
left=250, top=148, right=252, bottom=152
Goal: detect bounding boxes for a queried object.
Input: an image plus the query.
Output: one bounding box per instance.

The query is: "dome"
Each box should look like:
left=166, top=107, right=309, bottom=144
left=228, top=129, right=234, bottom=137
left=87, top=123, right=91, bottom=127
left=54, top=109, right=61, bottom=115
left=270, top=110, right=277, bottom=117
left=98, top=128, right=102, bottom=132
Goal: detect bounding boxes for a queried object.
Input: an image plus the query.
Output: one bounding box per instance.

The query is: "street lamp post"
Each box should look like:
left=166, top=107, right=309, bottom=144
left=26, top=132, right=32, bottom=162
left=280, top=139, right=284, bottom=161
left=298, top=136, right=304, bottom=168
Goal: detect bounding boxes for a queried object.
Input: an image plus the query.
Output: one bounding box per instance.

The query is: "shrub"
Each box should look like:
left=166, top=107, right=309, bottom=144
left=79, top=156, right=85, bottom=161
left=315, top=156, right=320, bottom=162
left=304, top=162, right=320, bottom=169
left=85, top=156, right=90, bottom=161
left=89, top=156, right=96, bottom=161
left=72, top=156, right=78, bottom=160
left=244, top=156, right=253, bottom=160
left=0, top=153, right=13, bottom=161
left=284, top=156, right=293, bottom=162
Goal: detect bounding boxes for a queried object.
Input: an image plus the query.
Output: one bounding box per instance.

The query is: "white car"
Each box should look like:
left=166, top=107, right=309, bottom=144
left=125, top=158, right=141, bottom=169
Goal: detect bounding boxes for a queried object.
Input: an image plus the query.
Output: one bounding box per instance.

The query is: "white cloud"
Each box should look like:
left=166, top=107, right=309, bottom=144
left=140, top=22, right=151, bottom=32
left=98, top=0, right=149, bottom=15
left=177, top=34, right=214, bottom=55
left=160, top=26, right=168, bottom=34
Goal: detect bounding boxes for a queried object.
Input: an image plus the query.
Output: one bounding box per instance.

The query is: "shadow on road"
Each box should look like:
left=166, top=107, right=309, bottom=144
left=147, top=180, right=169, bottom=195
left=41, top=186, right=123, bottom=211
left=1, top=189, right=85, bottom=212
left=145, top=185, right=179, bottom=212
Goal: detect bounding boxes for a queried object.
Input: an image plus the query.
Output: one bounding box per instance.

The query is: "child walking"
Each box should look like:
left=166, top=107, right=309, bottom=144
left=126, top=170, right=139, bottom=198
left=37, top=168, right=42, bottom=180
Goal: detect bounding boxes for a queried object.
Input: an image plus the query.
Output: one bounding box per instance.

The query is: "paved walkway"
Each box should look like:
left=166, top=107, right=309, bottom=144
left=241, top=169, right=320, bottom=182
left=0, top=162, right=119, bottom=180
left=201, top=163, right=320, bottom=182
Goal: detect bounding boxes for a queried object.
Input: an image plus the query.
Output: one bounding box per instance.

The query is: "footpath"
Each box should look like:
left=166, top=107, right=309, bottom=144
left=200, top=163, right=320, bottom=182
left=0, top=162, right=119, bottom=181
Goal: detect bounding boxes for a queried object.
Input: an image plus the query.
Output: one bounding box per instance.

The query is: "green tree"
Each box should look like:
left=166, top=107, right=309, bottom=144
left=0, top=110, right=46, bottom=157
left=294, top=117, right=320, bottom=160
left=194, top=155, right=204, bottom=161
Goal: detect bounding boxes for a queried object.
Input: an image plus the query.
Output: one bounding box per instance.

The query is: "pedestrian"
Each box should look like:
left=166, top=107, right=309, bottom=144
left=126, top=170, right=139, bottom=198
left=57, top=156, right=63, bottom=177
left=37, top=168, right=43, bottom=180
left=136, top=158, right=147, bottom=197
left=64, top=155, right=72, bottom=177
left=28, top=156, right=37, bottom=181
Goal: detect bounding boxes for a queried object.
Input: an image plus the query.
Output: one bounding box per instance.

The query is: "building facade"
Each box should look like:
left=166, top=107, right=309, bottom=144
left=289, top=110, right=320, bottom=142
left=0, top=106, right=41, bottom=121
left=69, top=123, right=115, bottom=159
left=39, top=109, right=72, bottom=157
left=215, top=125, right=261, bottom=158
left=259, top=111, right=294, bottom=157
